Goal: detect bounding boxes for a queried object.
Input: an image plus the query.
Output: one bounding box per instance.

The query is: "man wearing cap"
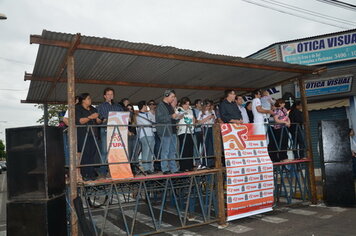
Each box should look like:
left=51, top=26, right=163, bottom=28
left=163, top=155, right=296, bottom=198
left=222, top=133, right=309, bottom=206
left=155, top=90, right=183, bottom=174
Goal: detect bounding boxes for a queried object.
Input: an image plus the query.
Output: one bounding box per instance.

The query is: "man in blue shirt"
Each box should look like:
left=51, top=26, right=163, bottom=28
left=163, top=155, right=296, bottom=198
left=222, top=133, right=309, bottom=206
left=97, top=87, right=123, bottom=176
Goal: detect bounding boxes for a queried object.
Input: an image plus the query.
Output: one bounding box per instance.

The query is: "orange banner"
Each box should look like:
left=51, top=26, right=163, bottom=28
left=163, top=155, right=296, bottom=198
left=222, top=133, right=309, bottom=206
left=221, top=123, right=274, bottom=221
left=107, top=112, right=133, bottom=179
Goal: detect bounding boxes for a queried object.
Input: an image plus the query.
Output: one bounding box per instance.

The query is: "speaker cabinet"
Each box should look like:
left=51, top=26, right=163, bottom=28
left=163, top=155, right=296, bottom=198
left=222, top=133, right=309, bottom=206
left=6, top=126, right=65, bottom=200
left=319, top=120, right=356, bottom=206
left=7, top=195, right=67, bottom=236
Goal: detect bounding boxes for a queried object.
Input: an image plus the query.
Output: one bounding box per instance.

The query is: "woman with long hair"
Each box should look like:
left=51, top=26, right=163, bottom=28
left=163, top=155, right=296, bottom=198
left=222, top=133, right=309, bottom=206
left=75, top=93, right=102, bottom=181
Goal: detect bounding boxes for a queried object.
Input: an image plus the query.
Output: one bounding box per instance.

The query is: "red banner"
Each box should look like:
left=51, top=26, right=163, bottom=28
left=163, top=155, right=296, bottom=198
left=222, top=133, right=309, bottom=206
left=221, top=123, right=274, bottom=221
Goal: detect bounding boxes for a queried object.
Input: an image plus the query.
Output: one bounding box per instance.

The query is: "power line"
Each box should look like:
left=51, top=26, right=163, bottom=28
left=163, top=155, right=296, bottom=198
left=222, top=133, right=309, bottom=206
left=263, top=0, right=356, bottom=26
left=241, top=0, right=351, bottom=29
left=0, top=88, right=27, bottom=91
left=317, top=0, right=356, bottom=11
left=0, top=56, right=33, bottom=66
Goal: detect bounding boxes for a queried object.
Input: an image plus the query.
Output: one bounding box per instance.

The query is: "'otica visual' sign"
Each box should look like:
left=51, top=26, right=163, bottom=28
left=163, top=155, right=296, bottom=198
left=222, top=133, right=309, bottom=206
left=281, top=31, right=356, bottom=65
left=295, top=74, right=353, bottom=98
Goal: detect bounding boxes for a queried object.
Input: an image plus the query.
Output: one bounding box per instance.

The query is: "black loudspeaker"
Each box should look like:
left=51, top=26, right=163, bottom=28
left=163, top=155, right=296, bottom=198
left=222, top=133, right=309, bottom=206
left=7, top=195, right=67, bottom=236
left=319, top=120, right=356, bottom=206
left=6, top=126, right=65, bottom=200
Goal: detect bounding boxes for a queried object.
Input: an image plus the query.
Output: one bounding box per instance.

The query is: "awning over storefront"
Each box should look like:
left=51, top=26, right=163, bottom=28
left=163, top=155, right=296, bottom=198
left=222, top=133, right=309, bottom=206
left=307, top=98, right=350, bottom=111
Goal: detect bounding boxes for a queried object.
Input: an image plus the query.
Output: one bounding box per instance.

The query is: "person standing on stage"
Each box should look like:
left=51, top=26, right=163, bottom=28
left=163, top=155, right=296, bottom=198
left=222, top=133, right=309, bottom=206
left=136, top=101, right=156, bottom=174
left=219, top=90, right=242, bottom=124
left=289, top=101, right=305, bottom=160
left=97, top=87, right=123, bottom=176
left=156, top=89, right=183, bottom=174
left=176, top=97, right=195, bottom=172
left=76, top=93, right=102, bottom=181
left=236, top=96, right=249, bottom=124
left=251, top=90, right=274, bottom=124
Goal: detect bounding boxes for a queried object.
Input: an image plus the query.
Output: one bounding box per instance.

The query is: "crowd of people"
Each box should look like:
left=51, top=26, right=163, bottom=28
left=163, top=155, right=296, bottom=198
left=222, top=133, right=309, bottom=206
left=62, top=87, right=307, bottom=181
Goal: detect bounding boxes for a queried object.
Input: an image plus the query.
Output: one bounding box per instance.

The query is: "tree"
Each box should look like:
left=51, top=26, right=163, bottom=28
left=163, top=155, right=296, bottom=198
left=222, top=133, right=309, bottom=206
left=35, top=104, right=67, bottom=126
left=0, top=139, right=5, bottom=159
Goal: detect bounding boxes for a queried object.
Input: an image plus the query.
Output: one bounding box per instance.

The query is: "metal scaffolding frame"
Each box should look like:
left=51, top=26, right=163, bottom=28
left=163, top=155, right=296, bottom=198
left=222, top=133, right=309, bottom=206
left=79, top=171, right=218, bottom=236
left=65, top=121, right=313, bottom=235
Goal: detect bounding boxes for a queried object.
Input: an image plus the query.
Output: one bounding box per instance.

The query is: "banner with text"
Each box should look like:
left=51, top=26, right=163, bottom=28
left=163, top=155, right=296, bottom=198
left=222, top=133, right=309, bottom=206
left=107, top=111, right=134, bottom=179
left=221, top=123, right=274, bottom=221
left=295, top=74, right=353, bottom=98
left=281, top=31, right=356, bottom=65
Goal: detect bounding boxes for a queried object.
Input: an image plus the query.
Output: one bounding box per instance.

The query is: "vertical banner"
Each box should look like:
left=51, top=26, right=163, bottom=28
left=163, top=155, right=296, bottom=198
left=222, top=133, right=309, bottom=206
left=221, top=123, right=274, bottom=221
left=107, top=111, right=133, bottom=179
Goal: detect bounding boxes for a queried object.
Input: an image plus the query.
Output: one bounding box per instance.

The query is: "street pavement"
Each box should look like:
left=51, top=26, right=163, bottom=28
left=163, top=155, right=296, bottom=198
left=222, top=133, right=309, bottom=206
left=89, top=191, right=356, bottom=236
left=0, top=172, right=355, bottom=235
left=0, top=172, right=6, bottom=236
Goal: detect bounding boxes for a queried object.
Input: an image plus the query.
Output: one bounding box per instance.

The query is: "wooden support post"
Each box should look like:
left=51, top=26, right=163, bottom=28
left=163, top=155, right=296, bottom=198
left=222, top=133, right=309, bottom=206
left=43, top=103, right=49, bottom=126
left=67, top=55, right=78, bottom=236
left=213, top=124, right=227, bottom=226
left=298, top=78, right=318, bottom=204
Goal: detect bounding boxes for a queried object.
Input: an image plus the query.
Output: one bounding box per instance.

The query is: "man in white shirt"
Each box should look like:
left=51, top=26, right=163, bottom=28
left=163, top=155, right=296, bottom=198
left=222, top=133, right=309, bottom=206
left=252, top=90, right=274, bottom=124
left=236, top=96, right=249, bottom=123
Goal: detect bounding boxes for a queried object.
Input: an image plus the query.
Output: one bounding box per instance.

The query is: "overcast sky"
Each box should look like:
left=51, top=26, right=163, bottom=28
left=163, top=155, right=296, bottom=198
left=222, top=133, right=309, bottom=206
left=0, top=0, right=355, bottom=142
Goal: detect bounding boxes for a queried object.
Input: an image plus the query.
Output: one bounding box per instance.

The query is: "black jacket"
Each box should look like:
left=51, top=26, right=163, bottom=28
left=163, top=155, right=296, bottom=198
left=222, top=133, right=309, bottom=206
left=219, top=99, right=242, bottom=123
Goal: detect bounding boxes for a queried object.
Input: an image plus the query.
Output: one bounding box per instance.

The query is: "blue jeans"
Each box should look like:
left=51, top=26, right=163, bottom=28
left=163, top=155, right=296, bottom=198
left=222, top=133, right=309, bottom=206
left=202, top=127, right=214, bottom=167
left=160, top=135, right=179, bottom=173
left=99, top=127, right=109, bottom=174
left=153, top=132, right=161, bottom=171
left=140, top=136, right=155, bottom=172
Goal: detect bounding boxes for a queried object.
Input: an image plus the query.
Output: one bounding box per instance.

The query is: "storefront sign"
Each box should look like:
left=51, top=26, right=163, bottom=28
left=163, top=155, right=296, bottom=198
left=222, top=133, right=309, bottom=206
left=221, top=123, right=274, bottom=221
left=107, top=111, right=133, bottom=179
left=281, top=32, right=356, bottom=65
left=295, top=74, right=353, bottom=97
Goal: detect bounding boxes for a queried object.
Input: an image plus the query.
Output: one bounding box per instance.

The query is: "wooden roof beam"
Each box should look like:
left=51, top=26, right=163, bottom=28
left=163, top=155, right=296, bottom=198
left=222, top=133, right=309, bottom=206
left=24, top=73, right=256, bottom=92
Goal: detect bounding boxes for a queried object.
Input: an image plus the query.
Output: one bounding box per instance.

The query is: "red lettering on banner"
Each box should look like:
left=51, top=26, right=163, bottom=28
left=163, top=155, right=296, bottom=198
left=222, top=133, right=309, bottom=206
left=263, top=173, right=274, bottom=179
left=249, top=176, right=259, bottom=181
left=263, top=182, right=273, bottom=188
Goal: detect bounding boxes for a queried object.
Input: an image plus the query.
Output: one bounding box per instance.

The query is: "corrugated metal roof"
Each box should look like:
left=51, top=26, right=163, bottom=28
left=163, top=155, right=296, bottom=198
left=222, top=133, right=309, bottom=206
left=25, top=30, right=323, bottom=104
left=248, top=45, right=280, bottom=61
